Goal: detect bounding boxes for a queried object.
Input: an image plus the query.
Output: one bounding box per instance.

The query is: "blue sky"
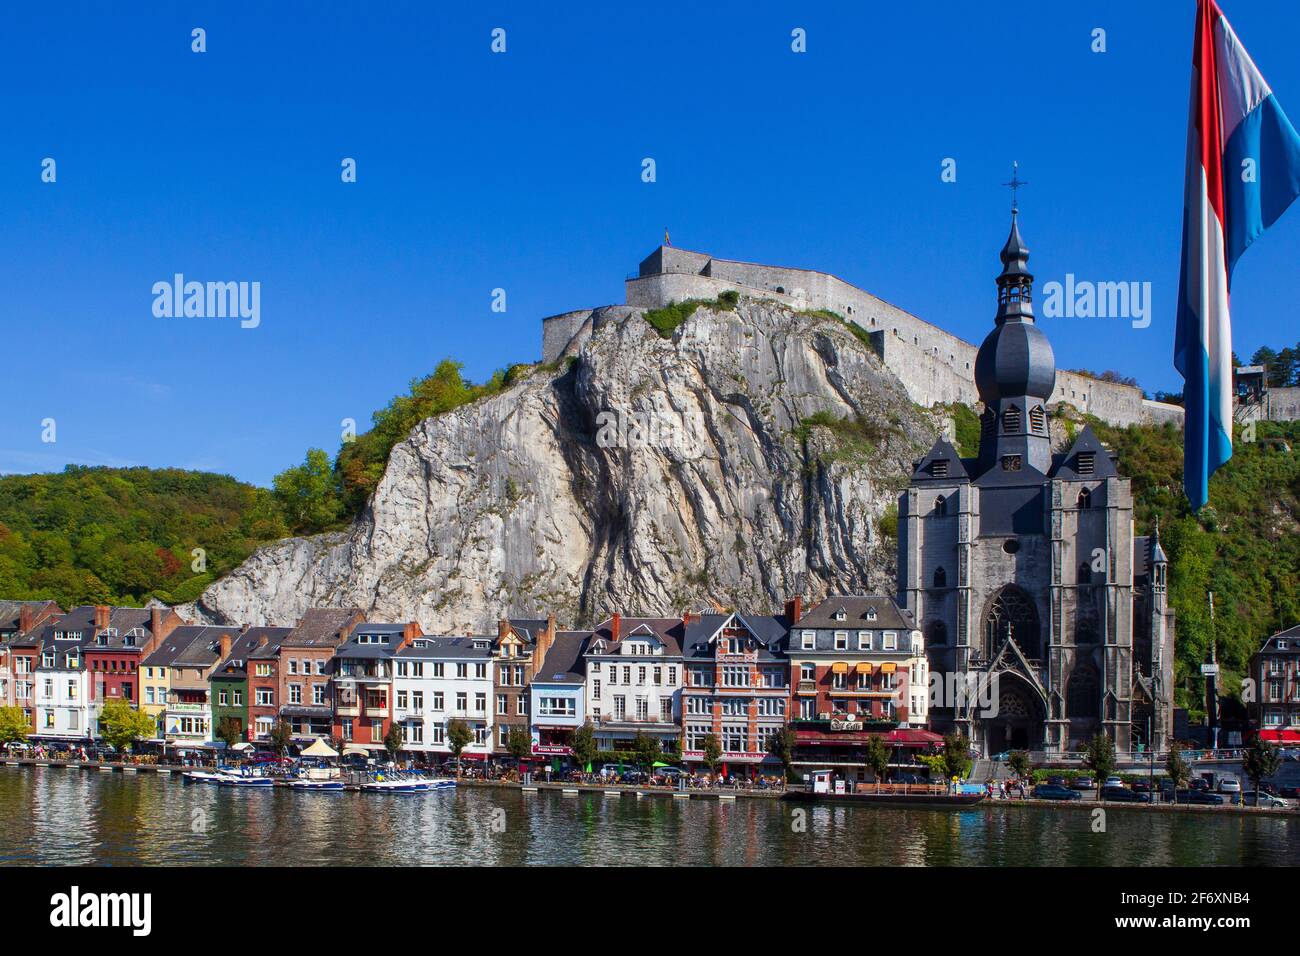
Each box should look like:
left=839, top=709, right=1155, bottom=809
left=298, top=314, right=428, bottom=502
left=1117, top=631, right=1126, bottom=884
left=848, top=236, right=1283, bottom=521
left=4, top=0, right=1300, bottom=486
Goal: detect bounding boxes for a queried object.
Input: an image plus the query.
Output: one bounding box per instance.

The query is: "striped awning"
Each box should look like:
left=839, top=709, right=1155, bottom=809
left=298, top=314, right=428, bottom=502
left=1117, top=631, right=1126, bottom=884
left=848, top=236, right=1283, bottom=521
left=831, top=662, right=849, bottom=674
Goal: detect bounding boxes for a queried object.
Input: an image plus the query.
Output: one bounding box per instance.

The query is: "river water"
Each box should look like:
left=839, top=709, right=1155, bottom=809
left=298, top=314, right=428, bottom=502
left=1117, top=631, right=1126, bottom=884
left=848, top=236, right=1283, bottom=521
left=2, top=764, right=1296, bottom=866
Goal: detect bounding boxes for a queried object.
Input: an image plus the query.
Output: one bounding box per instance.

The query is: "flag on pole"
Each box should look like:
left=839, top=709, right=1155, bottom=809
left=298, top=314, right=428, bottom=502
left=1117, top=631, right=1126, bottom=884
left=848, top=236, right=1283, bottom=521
left=1175, top=0, right=1300, bottom=510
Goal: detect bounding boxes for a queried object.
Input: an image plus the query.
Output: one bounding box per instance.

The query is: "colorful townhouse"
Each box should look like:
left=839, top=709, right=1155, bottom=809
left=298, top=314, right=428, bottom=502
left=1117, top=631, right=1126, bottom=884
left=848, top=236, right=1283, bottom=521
left=332, top=622, right=421, bottom=750
left=142, top=628, right=201, bottom=735
left=394, top=635, right=496, bottom=761
left=277, top=608, right=363, bottom=742
left=680, top=606, right=795, bottom=776
left=1251, top=624, right=1300, bottom=744
left=0, top=600, right=61, bottom=720
left=210, top=627, right=287, bottom=741
left=583, top=614, right=684, bottom=754
left=491, top=617, right=553, bottom=754
left=31, top=606, right=182, bottom=741
left=529, top=630, right=590, bottom=758
left=784, top=594, right=934, bottom=784
left=154, top=625, right=242, bottom=745
left=246, top=628, right=293, bottom=742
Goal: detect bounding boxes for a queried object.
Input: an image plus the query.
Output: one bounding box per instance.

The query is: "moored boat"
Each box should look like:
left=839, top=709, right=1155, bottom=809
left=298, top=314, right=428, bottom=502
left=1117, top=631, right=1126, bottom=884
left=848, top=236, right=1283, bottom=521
left=288, top=778, right=345, bottom=791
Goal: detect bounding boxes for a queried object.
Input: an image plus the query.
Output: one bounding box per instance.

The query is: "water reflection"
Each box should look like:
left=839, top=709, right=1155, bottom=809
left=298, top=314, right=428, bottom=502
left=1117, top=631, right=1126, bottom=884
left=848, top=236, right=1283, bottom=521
left=1, top=766, right=1296, bottom=866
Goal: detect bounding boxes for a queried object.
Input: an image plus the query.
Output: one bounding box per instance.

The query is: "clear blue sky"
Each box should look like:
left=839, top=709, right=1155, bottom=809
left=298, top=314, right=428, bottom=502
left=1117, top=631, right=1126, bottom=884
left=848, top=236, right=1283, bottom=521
left=4, top=0, right=1300, bottom=486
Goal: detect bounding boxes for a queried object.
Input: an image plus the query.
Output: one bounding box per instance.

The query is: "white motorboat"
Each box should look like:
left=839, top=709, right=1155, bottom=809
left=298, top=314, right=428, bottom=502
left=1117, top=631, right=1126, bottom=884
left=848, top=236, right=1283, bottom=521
left=360, top=776, right=430, bottom=793
left=288, top=778, right=344, bottom=792
left=214, top=768, right=274, bottom=787
left=182, top=770, right=222, bottom=785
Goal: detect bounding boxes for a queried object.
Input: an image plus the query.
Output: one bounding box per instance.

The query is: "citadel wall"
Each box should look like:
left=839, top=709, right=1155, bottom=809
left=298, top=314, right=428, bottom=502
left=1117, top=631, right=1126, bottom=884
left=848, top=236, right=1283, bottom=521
left=542, top=247, right=1188, bottom=429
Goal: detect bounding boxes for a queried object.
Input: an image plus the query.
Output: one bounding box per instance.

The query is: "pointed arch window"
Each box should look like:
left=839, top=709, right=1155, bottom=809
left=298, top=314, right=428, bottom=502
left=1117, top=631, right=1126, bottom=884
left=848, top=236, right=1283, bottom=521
left=1002, top=404, right=1022, bottom=432
left=932, top=567, right=947, bottom=589
left=982, top=586, right=1040, bottom=659
left=934, top=494, right=948, bottom=516
left=1078, top=562, right=1092, bottom=585
left=926, top=620, right=948, bottom=647
left=1067, top=667, right=1100, bottom=719
left=1077, top=487, right=1092, bottom=510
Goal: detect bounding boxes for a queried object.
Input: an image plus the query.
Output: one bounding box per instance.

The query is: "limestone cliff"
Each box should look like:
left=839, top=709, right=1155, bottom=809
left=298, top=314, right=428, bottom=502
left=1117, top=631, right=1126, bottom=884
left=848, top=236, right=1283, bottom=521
left=180, top=298, right=946, bottom=631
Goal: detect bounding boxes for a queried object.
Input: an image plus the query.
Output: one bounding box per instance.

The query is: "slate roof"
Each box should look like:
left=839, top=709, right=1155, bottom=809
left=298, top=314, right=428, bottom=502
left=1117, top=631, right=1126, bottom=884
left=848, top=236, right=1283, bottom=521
left=142, top=628, right=203, bottom=669
left=534, top=631, right=590, bottom=684
left=170, top=626, right=243, bottom=667
left=281, top=607, right=363, bottom=648
left=679, top=611, right=792, bottom=661
left=1048, top=426, right=1119, bottom=481
left=212, top=627, right=290, bottom=678
left=397, top=636, right=495, bottom=660
left=910, top=438, right=971, bottom=483
left=794, top=595, right=915, bottom=632
left=506, top=618, right=549, bottom=644
left=1258, top=625, right=1300, bottom=656
left=586, top=617, right=686, bottom=656
left=0, top=600, right=61, bottom=636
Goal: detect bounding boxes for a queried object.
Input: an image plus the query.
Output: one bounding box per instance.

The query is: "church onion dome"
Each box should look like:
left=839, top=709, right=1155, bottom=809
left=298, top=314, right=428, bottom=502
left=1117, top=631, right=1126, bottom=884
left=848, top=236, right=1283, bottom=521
left=974, top=212, right=1057, bottom=404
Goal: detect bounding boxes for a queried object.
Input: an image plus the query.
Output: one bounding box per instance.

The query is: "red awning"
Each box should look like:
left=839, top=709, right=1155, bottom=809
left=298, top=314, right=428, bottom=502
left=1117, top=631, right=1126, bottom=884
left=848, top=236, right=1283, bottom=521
left=1259, top=728, right=1300, bottom=743
left=794, top=727, right=943, bottom=748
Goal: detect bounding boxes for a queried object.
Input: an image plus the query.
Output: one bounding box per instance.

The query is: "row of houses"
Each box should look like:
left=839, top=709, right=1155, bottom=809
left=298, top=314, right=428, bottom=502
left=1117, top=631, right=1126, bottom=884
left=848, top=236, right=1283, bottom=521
left=0, top=595, right=940, bottom=778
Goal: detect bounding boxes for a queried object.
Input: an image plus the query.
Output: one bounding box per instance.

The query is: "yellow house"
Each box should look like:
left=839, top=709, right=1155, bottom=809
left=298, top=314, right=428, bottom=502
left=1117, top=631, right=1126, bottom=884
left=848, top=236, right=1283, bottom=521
left=140, top=630, right=200, bottom=737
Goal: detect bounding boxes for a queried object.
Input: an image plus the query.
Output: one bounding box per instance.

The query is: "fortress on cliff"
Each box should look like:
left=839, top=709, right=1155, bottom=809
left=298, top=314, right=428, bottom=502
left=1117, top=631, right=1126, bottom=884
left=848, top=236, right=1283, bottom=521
left=542, top=245, right=1186, bottom=429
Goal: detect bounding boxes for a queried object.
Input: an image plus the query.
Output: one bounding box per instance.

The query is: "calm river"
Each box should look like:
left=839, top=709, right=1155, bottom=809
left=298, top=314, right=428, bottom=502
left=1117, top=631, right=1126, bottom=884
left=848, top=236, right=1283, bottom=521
left=2, top=764, right=1296, bottom=866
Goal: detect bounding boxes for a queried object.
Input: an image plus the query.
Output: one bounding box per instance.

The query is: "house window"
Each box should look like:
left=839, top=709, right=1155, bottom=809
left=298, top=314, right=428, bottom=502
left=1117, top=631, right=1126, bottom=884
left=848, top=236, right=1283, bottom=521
left=256, top=689, right=273, bottom=706
left=474, top=693, right=486, bottom=713
left=456, top=663, right=467, bottom=679
left=218, top=690, right=228, bottom=707
left=497, top=694, right=508, bottom=716
left=397, top=691, right=408, bottom=710
left=801, top=630, right=815, bottom=650
left=799, top=699, right=814, bottom=720
left=313, top=684, right=325, bottom=706
left=660, top=698, right=672, bottom=721
left=613, top=696, right=626, bottom=720
left=834, top=631, right=848, bottom=650
left=800, top=663, right=815, bottom=681
left=432, top=692, right=444, bottom=711
left=883, top=632, right=898, bottom=650
left=456, top=692, right=467, bottom=713
left=858, top=631, right=872, bottom=650
left=371, top=720, right=383, bottom=743
left=405, top=720, right=423, bottom=745
left=593, top=679, right=601, bottom=699
left=289, top=684, right=302, bottom=704
left=832, top=671, right=847, bottom=690
left=475, top=663, right=487, bottom=680
left=233, top=690, right=242, bottom=706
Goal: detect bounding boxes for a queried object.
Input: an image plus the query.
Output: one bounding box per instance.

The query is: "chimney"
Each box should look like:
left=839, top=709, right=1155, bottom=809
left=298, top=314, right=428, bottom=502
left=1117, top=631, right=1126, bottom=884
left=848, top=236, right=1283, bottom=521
left=535, top=613, right=556, bottom=670
left=497, top=618, right=511, bottom=642
left=95, top=605, right=111, bottom=630
left=151, top=607, right=163, bottom=636
left=398, top=621, right=421, bottom=650
left=611, top=612, right=621, bottom=644
left=785, top=596, right=803, bottom=625
left=219, top=633, right=233, bottom=661
left=18, top=605, right=33, bottom=636
left=682, top=610, right=693, bottom=628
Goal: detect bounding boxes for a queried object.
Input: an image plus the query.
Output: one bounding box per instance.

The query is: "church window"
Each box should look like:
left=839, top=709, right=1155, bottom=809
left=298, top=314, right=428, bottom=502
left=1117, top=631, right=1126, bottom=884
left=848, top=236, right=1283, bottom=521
left=1003, top=405, right=1022, bottom=432
left=1077, top=452, right=1096, bottom=476
left=1002, top=539, right=1020, bottom=554
left=1078, top=562, right=1092, bottom=585
left=926, top=620, right=948, bottom=647
left=1029, top=405, right=1046, bottom=432
left=1067, top=668, right=1100, bottom=719
left=983, top=586, right=1039, bottom=658
left=1001, top=455, right=1022, bottom=472
left=934, top=493, right=947, bottom=514
left=1077, top=488, right=1092, bottom=509
left=981, top=408, right=996, bottom=441
left=933, top=567, right=947, bottom=589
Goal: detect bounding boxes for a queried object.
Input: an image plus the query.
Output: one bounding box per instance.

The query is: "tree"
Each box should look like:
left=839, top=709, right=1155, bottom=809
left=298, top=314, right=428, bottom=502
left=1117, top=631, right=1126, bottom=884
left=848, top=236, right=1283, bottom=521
left=572, top=721, right=597, bottom=772
left=864, top=735, right=890, bottom=792
left=1081, top=733, right=1117, bottom=795
left=0, top=706, right=29, bottom=747
left=97, top=698, right=156, bottom=755
left=702, top=733, right=722, bottom=773
left=271, top=448, right=344, bottom=534
left=506, top=726, right=531, bottom=762
left=632, top=730, right=660, bottom=774
left=1008, top=750, right=1032, bottom=782
left=941, top=731, right=971, bottom=781
left=447, top=718, right=473, bottom=775
left=214, top=715, right=243, bottom=751
left=1242, top=738, right=1282, bottom=798
left=384, top=721, right=405, bottom=764
left=1165, top=743, right=1192, bottom=791
left=767, top=727, right=797, bottom=782
left=268, top=719, right=294, bottom=757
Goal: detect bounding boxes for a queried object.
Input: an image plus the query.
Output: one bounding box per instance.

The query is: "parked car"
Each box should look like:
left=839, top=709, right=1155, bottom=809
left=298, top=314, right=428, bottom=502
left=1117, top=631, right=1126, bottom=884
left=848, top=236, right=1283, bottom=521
left=1033, top=784, right=1082, bottom=801
left=1101, top=785, right=1150, bottom=803
left=1131, top=780, right=1153, bottom=793
left=656, top=767, right=685, bottom=779
left=1103, top=776, right=1124, bottom=788
left=1278, top=784, right=1300, bottom=799
left=1175, top=789, right=1225, bottom=805
left=1217, top=778, right=1242, bottom=794
left=1243, top=791, right=1288, bottom=808
left=1070, top=776, right=1095, bottom=791
left=1046, top=775, right=1067, bottom=787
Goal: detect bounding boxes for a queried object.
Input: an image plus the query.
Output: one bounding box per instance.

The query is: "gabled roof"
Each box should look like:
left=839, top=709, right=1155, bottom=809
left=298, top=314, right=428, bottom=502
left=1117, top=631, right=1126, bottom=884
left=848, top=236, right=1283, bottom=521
left=586, top=617, right=685, bottom=656
left=795, top=595, right=915, bottom=631
left=679, top=611, right=791, bottom=660
left=534, top=631, right=590, bottom=684
left=32, top=605, right=165, bottom=655
left=213, top=627, right=289, bottom=678
left=169, top=626, right=243, bottom=667
left=142, top=628, right=206, bottom=668
left=282, top=607, right=364, bottom=648
left=506, top=618, right=549, bottom=644
left=1049, top=426, right=1119, bottom=481
left=0, top=600, right=61, bottom=635
left=910, top=438, right=970, bottom=483
left=247, top=626, right=295, bottom=661
left=1258, top=624, right=1300, bottom=656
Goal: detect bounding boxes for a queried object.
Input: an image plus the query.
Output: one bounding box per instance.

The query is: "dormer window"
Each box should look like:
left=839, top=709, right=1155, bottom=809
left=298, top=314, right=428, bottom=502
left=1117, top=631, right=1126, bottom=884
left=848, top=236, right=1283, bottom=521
left=931, top=460, right=949, bottom=479
left=834, top=609, right=847, bottom=622
left=866, top=608, right=877, bottom=621
left=1077, top=452, right=1096, bottom=476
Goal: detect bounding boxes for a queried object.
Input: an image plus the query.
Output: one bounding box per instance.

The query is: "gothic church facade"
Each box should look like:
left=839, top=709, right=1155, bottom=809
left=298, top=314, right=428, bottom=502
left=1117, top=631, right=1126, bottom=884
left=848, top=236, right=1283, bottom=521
left=898, top=214, right=1175, bottom=755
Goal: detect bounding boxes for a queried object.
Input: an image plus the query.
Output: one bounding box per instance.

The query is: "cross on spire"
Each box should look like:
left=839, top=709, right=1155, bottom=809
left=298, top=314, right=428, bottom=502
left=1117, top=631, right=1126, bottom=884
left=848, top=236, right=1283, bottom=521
left=1003, top=161, right=1027, bottom=215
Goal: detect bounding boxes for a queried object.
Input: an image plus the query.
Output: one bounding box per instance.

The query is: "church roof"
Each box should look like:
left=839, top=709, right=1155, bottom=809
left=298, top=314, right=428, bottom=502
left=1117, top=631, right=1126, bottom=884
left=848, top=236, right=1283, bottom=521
left=1049, top=426, right=1119, bottom=480
left=911, top=438, right=970, bottom=482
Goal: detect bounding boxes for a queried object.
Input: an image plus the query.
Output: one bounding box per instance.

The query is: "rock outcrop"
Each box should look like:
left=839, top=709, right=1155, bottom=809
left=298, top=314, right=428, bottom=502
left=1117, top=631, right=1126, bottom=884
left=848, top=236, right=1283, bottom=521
left=180, top=298, right=946, bottom=631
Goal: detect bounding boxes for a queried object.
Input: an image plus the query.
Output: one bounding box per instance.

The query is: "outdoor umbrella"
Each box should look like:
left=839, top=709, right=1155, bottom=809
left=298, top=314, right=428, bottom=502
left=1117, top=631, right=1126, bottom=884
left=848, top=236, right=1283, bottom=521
left=301, top=738, right=338, bottom=759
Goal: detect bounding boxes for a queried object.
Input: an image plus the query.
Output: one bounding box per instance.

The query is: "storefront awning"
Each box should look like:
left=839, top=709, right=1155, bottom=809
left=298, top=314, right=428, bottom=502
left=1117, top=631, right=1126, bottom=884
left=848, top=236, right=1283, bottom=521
left=855, top=662, right=873, bottom=674
left=1259, top=728, right=1300, bottom=743
left=831, top=662, right=849, bottom=674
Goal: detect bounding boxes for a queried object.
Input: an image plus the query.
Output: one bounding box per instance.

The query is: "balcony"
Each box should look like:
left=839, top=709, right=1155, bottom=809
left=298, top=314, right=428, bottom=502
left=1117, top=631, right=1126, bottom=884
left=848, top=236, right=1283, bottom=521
left=336, top=704, right=360, bottom=717
left=364, top=706, right=389, bottom=718
left=597, top=713, right=672, bottom=726
left=797, top=680, right=817, bottom=695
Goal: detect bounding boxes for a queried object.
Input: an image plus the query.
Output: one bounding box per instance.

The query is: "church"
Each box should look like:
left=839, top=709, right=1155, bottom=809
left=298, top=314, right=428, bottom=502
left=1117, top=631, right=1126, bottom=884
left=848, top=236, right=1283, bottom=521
left=898, top=210, right=1175, bottom=755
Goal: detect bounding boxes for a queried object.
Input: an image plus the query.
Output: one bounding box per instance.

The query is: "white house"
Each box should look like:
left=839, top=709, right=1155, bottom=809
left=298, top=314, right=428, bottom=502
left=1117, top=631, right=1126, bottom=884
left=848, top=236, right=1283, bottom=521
left=394, top=636, right=495, bottom=762
left=582, top=615, right=683, bottom=753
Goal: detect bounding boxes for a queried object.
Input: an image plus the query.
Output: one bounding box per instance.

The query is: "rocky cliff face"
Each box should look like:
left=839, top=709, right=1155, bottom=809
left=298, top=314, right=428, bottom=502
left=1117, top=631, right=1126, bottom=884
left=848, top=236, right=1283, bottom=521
left=180, top=299, right=946, bottom=631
